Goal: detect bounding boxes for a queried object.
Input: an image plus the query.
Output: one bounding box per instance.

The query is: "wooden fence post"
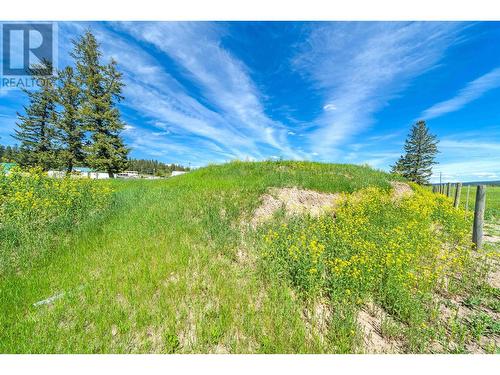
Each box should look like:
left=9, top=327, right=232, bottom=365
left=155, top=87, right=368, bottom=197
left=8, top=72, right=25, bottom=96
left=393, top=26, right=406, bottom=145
left=446, top=182, right=452, bottom=197
left=472, top=185, right=486, bottom=250
left=454, top=182, right=462, bottom=208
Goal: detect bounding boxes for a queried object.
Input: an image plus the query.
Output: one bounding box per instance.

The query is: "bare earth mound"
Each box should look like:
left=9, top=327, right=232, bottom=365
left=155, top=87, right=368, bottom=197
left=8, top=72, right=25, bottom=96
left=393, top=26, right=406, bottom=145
left=390, top=181, right=413, bottom=201
left=252, top=183, right=411, bottom=226
left=251, top=187, right=339, bottom=226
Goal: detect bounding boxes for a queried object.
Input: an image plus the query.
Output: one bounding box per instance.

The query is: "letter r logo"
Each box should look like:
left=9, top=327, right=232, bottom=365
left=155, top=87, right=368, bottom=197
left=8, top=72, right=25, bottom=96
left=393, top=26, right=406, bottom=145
left=2, top=23, right=54, bottom=76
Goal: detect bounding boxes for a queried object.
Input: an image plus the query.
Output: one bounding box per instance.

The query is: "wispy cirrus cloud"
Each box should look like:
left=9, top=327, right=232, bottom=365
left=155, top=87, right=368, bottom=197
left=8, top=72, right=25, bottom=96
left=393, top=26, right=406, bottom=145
left=430, top=133, right=500, bottom=182
left=59, top=22, right=276, bottom=162
left=431, top=159, right=500, bottom=182
left=421, top=67, right=500, bottom=119
left=122, top=124, right=235, bottom=164
left=293, top=22, right=465, bottom=158
left=115, top=21, right=303, bottom=161
left=3, top=21, right=498, bottom=179
left=439, top=139, right=500, bottom=152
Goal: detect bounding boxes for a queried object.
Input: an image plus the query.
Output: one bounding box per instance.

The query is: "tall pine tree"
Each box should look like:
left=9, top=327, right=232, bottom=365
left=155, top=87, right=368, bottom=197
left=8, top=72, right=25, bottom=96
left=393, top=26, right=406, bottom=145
left=56, top=66, right=85, bottom=173
left=71, top=31, right=128, bottom=177
left=391, top=120, right=439, bottom=185
left=13, top=61, right=58, bottom=170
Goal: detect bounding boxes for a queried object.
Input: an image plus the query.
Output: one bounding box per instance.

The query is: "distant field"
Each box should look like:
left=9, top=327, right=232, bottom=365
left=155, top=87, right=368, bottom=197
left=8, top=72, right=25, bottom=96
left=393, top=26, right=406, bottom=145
left=1, top=162, right=499, bottom=354
left=461, top=185, right=500, bottom=221
left=431, top=184, right=500, bottom=220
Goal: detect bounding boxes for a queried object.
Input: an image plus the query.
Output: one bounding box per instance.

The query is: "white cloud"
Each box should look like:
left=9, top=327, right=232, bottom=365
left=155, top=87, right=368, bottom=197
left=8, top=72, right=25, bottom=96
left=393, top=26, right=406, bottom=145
left=473, top=172, right=499, bottom=179
left=323, top=103, right=337, bottom=111
left=431, top=159, right=500, bottom=182
left=368, top=131, right=403, bottom=142
left=55, top=23, right=275, bottom=162
left=430, top=136, right=500, bottom=182
left=421, top=67, right=500, bottom=119
left=293, top=22, right=464, bottom=158
left=116, top=22, right=303, bottom=161
left=439, top=139, right=500, bottom=152
left=123, top=125, right=233, bottom=165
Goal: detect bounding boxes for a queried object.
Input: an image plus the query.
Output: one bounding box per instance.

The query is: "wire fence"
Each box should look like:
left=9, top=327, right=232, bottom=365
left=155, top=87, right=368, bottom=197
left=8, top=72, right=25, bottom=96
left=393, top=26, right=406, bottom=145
left=432, top=183, right=487, bottom=249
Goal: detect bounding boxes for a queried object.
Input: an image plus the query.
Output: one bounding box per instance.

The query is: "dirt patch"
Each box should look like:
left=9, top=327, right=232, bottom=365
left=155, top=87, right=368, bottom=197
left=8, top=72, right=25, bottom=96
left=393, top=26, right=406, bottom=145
left=178, top=309, right=196, bottom=350
left=116, top=293, right=129, bottom=309
left=484, top=234, right=500, bottom=244
left=357, top=301, right=402, bottom=353
left=466, top=336, right=500, bottom=354
left=436, top=291, right=500, bottom=353
left=487, top=267, right=500, bottom=289
left=302, top=299, right=332, bottom=344
left=390, top=181, right=413, bottom=201
left=479, top=248, right=500, bottom=290
left=438, top=296, right=473, bottom=322
left=146, top=326, right=165, bottom=351
left=251, top=187, right=339, bottom=226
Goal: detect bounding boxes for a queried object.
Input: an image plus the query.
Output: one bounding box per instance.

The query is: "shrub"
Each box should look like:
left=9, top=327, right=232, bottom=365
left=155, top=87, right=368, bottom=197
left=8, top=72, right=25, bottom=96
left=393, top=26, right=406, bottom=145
left=259, top=184, right=479, bottom=348
left=0, top=167, right=113, bottom=274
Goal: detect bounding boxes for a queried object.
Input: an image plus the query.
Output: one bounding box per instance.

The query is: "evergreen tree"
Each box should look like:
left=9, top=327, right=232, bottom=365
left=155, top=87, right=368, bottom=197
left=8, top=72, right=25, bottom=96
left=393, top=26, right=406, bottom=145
left=56, top=66, right=85, bottom=172
left=393, top=120, right=439, bottom=185
left=71, top=31, right=128, bottom=177
left=390, top=155, right=406, bottom=175
left=13, top=61, right=58, bottom=170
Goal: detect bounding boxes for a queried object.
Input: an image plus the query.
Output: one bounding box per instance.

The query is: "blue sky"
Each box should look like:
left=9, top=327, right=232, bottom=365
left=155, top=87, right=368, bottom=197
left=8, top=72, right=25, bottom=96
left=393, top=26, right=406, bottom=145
left=1, top=21, right=499, bottom=182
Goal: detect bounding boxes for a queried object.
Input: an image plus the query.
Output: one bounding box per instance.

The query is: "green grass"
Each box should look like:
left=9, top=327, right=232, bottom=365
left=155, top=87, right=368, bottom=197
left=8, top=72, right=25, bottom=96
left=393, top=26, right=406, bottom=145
left=0, top=167, right=112, bottom=275
left=435, top=184, right=500, bottom=221
left=0, top=161, right=498, bottom=353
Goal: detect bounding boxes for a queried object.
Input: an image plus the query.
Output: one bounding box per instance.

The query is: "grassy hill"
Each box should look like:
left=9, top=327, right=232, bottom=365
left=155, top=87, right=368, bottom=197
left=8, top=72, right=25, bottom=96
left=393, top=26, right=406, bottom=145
left=1, top=161, right=498, bottom=353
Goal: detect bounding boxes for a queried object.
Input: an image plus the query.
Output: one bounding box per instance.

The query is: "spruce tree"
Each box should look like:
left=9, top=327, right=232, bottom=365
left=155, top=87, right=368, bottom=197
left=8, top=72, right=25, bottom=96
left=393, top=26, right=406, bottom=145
left=394, top=120, right=439, bottom=185
left=71, top=31, right=128, bottom=177
left=56, top=66, right=85, bottom=173
left=390, top=155, right=406, bottom=176
left=13, top=61, right=58, bottom=170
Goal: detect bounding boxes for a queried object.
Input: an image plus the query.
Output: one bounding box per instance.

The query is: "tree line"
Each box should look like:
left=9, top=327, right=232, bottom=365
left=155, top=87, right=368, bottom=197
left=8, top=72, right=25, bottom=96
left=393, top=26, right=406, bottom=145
left=0, top=144, right=20, bottom=163
left=13, top=30, right=128, bottom=177
left=1, top=144, right=190, bottom=176
left=127, top=159, right=190, bottom=177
